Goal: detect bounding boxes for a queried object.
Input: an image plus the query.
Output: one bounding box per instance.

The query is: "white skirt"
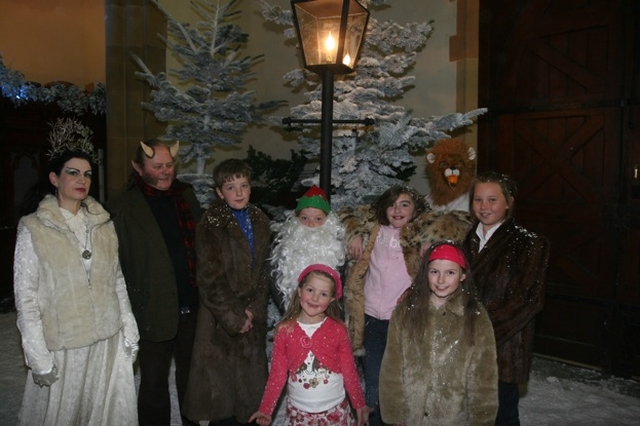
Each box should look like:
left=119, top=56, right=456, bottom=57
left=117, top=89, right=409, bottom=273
left=18, top=330, right=137, bottom=426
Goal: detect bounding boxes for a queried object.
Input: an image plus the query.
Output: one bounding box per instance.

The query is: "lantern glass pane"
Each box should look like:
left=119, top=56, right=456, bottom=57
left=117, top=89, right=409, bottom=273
left=292, top=0, right=369, bottom=73
left=343, top=11, right=367, bottom=68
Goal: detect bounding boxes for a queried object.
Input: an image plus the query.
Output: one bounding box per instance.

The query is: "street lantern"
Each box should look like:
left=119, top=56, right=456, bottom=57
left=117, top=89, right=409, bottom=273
left=290, top=0, right=370, bottom=198
left=291, top=0, right=369, bottom=75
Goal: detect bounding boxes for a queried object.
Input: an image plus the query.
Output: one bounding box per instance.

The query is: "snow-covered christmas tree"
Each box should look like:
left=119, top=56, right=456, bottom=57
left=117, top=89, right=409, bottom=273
left=259, top=0, right=486, bottom=209
left=131, top=0, right=281, bottom=207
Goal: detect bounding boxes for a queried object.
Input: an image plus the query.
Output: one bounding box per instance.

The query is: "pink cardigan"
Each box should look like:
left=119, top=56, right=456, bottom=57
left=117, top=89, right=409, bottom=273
left=258, top=317, right=366, bottom=415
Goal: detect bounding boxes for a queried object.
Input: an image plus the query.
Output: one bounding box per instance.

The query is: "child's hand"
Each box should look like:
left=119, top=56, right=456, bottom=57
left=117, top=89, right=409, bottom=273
left=357, top=405, right=372, bottom=426
left=419, top=241, right=431, bottom=257
left=248, top=411, right=272, bottom=425
left=240, top=309, right=254, bottom=334
left=348, top=235, right=364, bottom=260
left=396, top=287, right=411, bottom=305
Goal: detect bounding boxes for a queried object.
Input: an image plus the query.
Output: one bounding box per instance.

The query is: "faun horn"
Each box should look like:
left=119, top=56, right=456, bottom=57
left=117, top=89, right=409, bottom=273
left=467, top=147, right=476, bottom=161
left=140, top=141, right=154, bottom=158
left=170, top=141, right=180, bottom=158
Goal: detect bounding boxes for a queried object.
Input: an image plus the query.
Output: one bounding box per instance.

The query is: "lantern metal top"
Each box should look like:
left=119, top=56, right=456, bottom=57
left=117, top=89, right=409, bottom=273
left=291, top=0, right=370, bottom=74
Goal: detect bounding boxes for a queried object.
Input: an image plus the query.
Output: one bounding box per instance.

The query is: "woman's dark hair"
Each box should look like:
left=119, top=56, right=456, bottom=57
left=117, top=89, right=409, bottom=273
left=371, top=185, right=427, bottom=226
left=468, top=171, right=517, bottom=219
left=20, top=150, right=95, bottom=217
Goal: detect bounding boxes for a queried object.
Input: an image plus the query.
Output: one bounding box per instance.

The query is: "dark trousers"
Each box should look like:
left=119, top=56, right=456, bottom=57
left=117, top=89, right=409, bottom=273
left=495, top=382, right=521, bottom=426
left=362, top=314, right=389, bottom=426
left=138, top=310, right=198, bottom=426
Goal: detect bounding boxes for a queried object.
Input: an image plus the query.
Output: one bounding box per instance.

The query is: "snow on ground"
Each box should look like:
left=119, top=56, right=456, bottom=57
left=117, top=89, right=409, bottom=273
left=1, top=310, right=639, bottom=425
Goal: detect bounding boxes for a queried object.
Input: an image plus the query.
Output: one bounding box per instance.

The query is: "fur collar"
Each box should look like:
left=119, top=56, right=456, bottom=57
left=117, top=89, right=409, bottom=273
left=36, top=194, right=110, bottom=230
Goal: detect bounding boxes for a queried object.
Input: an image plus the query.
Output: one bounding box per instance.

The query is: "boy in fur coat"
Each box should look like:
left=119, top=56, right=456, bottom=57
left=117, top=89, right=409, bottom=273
left=183, top=159, right=272, bottom=425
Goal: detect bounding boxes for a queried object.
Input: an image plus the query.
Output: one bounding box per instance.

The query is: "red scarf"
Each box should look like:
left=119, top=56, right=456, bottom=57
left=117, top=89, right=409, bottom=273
left=136, top=175, right=197, bottom=287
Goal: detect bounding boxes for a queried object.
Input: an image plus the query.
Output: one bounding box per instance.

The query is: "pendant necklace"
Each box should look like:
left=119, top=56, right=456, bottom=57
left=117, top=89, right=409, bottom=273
left=81, top=227, right=92, bottom=260
left=64, top=207, right=92, bottom=261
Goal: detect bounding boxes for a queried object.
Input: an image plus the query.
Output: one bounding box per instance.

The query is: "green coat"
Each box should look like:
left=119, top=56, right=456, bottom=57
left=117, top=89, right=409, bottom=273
left=110, top=184, right=202, bottom=341
left=379, top=288, right=498, bottom=425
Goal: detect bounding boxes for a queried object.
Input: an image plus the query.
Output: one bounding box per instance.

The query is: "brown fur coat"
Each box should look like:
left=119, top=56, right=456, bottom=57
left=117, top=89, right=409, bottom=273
left=464, top=218, right=550, bottom=384
left=379, top=288, right=498, bottom=425
left=183, top=199, right=272, bottom=423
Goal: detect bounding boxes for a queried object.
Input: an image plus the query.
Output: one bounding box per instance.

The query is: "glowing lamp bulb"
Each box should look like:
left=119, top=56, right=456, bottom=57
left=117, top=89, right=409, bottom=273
left=325, top=32, right=336, bottom=51
left=343, top=53, right=351, bottom=66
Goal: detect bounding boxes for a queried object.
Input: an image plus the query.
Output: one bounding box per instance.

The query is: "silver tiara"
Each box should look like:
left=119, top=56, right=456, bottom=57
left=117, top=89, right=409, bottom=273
left=47, top=118, right=99, bottom=164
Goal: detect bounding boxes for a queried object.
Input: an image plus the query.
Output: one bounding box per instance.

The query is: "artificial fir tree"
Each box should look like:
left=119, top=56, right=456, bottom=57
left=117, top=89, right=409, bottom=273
left=131, top=0, right=281, bottom=207
left=259, top=0, right=486, bottom=209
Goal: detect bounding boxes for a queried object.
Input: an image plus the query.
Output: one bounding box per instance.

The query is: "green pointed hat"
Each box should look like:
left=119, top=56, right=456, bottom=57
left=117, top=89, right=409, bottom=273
left=295, top=185, right=330, bottom=214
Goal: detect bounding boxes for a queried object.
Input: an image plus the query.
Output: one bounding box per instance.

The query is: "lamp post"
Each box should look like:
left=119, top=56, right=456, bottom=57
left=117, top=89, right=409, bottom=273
left=290, top=0, right=370, bottom=198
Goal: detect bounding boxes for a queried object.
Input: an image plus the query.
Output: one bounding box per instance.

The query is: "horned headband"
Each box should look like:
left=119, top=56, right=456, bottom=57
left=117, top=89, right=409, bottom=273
left=140, top=141, right=180, bottom=158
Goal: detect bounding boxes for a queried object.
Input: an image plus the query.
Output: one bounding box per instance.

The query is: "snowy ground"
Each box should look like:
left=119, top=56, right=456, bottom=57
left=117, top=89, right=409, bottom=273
left=1, top=309, right=639, bottom=425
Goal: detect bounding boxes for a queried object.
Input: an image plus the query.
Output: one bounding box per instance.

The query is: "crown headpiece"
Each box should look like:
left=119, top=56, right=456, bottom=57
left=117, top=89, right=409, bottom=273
left=47, top=118, right=99, bottom=164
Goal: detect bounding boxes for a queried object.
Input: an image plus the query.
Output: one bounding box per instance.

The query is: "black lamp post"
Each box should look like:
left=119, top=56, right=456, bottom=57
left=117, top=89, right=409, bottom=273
left=290, top=0, right=370, bottom=198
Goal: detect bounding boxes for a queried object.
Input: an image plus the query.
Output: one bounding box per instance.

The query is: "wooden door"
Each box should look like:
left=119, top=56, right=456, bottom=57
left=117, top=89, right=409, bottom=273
left=479, top=0, right=640, bottom=377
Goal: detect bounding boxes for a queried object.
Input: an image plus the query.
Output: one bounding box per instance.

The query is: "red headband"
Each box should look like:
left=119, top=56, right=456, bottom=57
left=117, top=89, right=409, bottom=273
left=298, top=264, right=342, bottom=299
left=428, top=244, right=467, bottom=269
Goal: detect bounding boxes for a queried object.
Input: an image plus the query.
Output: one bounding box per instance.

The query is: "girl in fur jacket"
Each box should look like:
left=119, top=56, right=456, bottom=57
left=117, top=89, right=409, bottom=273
left=250, top=264, right=370, bottom=426
left=379, top=241, right=498, bottom=425
left=343, top=185, right=429, bottom=426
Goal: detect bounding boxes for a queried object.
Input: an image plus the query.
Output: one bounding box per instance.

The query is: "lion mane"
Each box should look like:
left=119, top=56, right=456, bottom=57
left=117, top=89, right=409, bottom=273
left=425, top=139, right=476, bottom=208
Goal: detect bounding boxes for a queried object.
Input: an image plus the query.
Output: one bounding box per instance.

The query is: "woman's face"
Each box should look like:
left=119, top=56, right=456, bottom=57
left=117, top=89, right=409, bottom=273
left=428, top=258, right=465, bottom=308
left=386, top=193, right=416, bottom=228
left=49, top=157, right=92, bottom=212
left=472, top=182, right=511, bottom=230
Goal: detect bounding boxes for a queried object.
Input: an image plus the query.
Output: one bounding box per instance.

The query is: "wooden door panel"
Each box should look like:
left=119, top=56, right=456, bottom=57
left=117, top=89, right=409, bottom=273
left=494, top=0, right=622, bottom=107
left=535, top=297, right=608, bottom=367
left=496, top=108, right=620, bottom=301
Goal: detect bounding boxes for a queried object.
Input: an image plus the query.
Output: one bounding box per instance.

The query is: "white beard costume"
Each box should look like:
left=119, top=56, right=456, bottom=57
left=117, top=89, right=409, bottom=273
left=270, top=211, right=346, bottom=310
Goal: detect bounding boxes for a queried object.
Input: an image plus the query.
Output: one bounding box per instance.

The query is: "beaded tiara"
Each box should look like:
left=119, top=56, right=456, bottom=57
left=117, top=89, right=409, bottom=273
left=47, top=118, right=99, bottom=164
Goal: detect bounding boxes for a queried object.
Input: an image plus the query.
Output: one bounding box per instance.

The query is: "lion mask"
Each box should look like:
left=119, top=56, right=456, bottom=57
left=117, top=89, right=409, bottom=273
left=425, top=139, right=476, bottom=208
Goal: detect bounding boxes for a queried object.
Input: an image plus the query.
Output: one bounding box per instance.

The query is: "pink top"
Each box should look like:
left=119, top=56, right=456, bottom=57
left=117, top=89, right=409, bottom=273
left=258, top=317, right=366, bottom=415
left=364, top=225, right=412, bottom=320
